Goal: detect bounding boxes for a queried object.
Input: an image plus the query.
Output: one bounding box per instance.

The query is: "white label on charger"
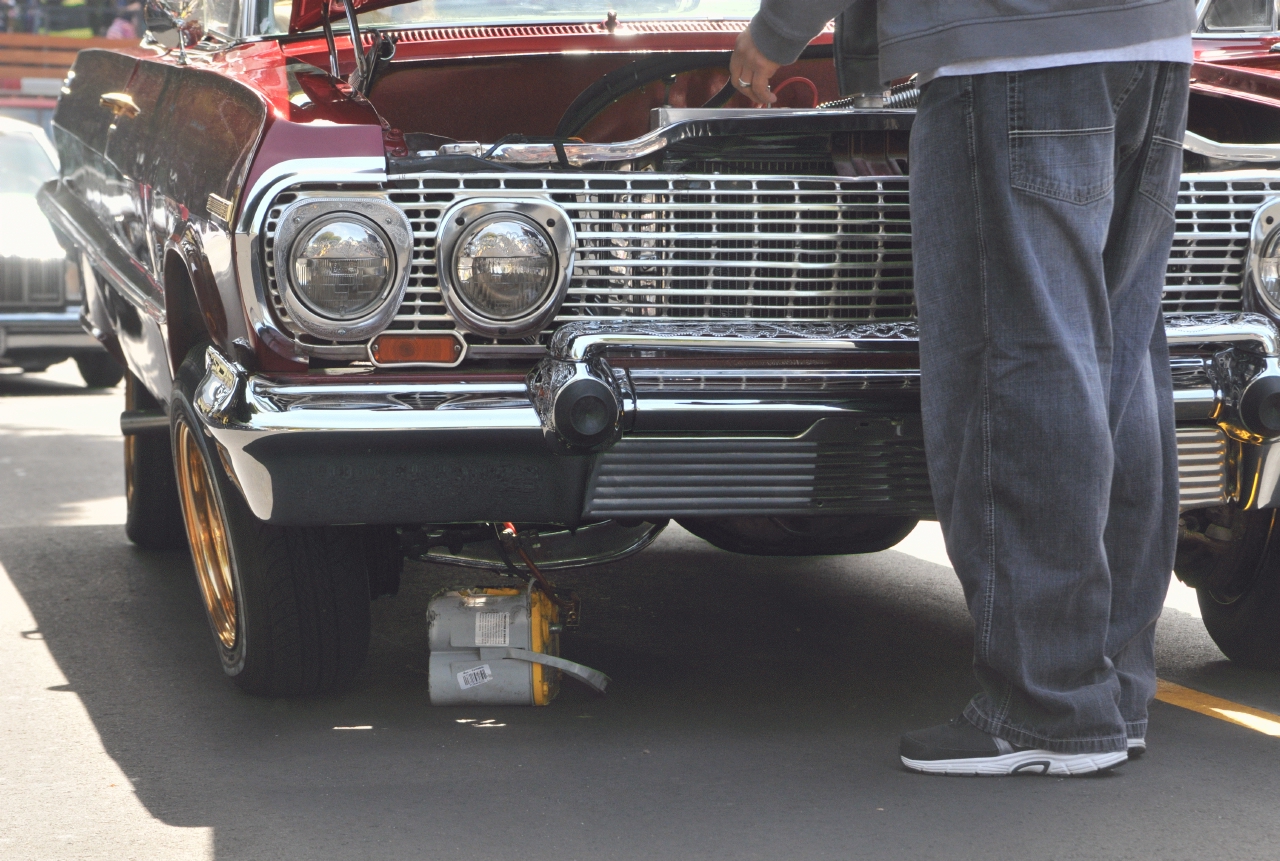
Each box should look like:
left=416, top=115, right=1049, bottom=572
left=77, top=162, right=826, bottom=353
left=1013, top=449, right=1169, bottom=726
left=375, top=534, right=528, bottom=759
left=475, top=611, right=510, bottom=647
left=457, top=664, right=494, bottom=689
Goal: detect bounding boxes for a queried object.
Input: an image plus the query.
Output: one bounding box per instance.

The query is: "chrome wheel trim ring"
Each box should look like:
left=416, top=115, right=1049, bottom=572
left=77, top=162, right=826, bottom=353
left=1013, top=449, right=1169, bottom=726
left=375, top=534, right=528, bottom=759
left=175, top=420, right=238, bottom=650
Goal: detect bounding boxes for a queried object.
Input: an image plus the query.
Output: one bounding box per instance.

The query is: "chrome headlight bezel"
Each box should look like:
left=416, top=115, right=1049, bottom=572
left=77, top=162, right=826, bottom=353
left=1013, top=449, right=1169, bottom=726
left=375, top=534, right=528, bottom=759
left=437, top=199, right=575, bottom=338
left=1250, top=197, right=1280, bottom=317
left=272, top=196, right=413, bottom=342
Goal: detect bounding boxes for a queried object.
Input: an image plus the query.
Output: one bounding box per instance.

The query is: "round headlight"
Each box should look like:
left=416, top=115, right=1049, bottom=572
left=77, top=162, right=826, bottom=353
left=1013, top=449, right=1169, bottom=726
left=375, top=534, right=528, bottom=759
left=290, top=215, right=393, bottom=321
left=453, top=216, right=556, bottom=321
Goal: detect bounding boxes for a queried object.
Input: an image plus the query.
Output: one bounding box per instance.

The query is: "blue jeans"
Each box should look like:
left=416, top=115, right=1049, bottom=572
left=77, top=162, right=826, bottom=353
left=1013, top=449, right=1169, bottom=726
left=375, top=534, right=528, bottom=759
left=910, top=63, right=1188, bottom=754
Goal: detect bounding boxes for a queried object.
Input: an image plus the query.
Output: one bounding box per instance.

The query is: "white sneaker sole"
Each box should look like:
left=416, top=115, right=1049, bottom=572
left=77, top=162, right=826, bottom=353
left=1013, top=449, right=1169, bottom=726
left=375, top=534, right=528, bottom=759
left=901, top=749, right=1129, bottom=776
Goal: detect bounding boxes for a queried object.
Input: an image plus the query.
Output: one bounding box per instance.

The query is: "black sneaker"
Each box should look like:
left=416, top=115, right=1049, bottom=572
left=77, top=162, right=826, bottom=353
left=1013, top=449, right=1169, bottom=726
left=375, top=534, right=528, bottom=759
left=899, top=717, right=1129, bottom=776
left=1127, top=737, right=1146, bottom=758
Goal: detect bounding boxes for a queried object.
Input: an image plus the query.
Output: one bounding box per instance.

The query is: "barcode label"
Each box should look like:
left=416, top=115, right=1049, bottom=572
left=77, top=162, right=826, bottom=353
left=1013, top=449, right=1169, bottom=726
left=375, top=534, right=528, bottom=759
left=457, top=664, right=493, bottom=689
left=475, top=611, right=510, bottom=646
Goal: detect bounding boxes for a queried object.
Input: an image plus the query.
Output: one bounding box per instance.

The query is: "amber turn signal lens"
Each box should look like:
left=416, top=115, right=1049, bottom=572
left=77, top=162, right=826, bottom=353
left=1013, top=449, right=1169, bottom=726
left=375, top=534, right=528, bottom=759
left=370, top=333, right=464, bottom=365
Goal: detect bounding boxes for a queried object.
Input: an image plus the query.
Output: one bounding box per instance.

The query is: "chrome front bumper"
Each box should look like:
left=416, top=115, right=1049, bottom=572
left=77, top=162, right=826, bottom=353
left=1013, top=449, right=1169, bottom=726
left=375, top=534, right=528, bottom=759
left=0, top=308, right=100, bottom=357
left=193, top=313, right=1280, bottom=526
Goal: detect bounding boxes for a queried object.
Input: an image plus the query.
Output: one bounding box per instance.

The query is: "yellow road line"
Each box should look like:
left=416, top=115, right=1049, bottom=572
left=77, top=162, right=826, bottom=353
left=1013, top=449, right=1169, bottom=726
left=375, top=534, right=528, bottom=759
left=1156, top=679, right=1280, bottom=737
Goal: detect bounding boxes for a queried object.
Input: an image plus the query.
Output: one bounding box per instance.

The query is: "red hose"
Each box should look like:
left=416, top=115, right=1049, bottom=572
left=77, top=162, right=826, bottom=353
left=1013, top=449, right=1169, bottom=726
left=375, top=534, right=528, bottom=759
left=771, top=76, right=820, bottom=108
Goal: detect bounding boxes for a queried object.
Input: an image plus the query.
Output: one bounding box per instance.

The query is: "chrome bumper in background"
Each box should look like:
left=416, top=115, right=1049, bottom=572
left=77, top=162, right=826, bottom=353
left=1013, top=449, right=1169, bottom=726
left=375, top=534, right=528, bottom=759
left=191, top=313, right=1280, bottom=526
left=0, top=308, right=99, bottom=356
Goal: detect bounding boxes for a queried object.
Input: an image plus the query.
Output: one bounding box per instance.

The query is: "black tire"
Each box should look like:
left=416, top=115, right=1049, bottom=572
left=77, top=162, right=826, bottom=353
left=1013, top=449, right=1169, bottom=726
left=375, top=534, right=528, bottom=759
left=124, top=371, right=187, bottom=550
left=76, top=352, right=126, bottom=388
left=1178, top=506, right=1280, bottom=668
left=678, top=515, right=919, bottom=556
left=362, top=525, right=403, bottom=599
left=172, top=348, right=371, bottom=695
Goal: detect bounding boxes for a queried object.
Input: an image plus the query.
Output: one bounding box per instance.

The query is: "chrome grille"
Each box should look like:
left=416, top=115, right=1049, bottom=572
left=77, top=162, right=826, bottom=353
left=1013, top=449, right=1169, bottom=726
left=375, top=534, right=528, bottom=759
left=626, top=367, right=920, bottom=396
left=563, top=176, right=913, bottom=322
left=262, top=170, right=1267, bottom=341
left=378, top=174, right=915, bottom=332
left=582, top=426, right=934, bottom=518
left=1164, top=175, right=1267, bottom=314
left=1176, top=427, right=1227, bottom=511
left=0, top=256, right=63, bottom=309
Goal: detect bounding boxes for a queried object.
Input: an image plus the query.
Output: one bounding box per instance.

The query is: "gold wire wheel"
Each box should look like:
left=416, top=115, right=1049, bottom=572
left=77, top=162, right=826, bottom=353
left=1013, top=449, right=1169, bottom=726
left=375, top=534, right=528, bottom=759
left=124, top=433, right=136, bottom=506
left=123, top=374, right=137, bottom=506
left=175, top=420, right=238, bottom=649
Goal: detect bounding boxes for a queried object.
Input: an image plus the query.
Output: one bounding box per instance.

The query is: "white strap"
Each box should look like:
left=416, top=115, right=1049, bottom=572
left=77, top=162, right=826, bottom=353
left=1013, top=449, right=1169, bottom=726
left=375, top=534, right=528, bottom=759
left=501, top=648, right=610, bottom=694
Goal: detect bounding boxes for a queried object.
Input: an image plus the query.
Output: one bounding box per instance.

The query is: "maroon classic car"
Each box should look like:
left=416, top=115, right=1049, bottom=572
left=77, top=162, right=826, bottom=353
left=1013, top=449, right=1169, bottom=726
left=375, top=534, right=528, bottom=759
left=34, top=0, right=1280, bottom=694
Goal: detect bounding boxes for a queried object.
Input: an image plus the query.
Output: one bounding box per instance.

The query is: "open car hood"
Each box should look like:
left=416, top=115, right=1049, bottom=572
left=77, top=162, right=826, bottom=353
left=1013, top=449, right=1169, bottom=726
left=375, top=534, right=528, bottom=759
left=290, top=0, right=402, bottom=35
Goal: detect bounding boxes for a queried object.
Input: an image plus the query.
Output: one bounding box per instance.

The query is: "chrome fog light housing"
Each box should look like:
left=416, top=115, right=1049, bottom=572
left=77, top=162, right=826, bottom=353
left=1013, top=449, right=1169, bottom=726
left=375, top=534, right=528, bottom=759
left=273, top=197, right=413, bottom=342
left=438, top=200, right=575, bottom=338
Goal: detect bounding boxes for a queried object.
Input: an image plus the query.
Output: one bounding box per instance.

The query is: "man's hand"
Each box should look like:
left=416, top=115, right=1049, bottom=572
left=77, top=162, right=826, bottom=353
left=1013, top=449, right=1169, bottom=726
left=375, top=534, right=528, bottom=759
left=729, top=27, right=780, bottom=105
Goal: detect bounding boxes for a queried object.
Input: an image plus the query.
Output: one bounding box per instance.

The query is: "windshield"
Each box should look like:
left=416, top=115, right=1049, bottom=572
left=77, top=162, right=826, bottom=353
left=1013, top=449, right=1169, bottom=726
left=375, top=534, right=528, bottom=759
left=266, top=0, right=757, bottom=35
left=1198, top=0, right=1278, bottom=32
left=0, top=133, right=56, bottom=196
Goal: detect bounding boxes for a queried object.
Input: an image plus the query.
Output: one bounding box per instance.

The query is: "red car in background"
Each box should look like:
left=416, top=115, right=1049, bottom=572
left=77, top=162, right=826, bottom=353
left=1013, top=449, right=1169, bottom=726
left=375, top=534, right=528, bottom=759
left=34, top=0, right=1280, bottom=694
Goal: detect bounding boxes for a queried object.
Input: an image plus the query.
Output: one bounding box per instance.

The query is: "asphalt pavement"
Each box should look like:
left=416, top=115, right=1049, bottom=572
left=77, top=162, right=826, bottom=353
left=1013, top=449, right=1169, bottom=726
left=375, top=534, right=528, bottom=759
left=1, top=360, right=1278, bottom=861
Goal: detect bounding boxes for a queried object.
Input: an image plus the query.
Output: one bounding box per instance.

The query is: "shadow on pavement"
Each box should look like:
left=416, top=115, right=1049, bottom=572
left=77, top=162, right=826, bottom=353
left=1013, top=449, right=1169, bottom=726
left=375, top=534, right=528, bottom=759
left=0, top=372, right=115, bottom=398
left=4, top=517, right=1280, bottom=860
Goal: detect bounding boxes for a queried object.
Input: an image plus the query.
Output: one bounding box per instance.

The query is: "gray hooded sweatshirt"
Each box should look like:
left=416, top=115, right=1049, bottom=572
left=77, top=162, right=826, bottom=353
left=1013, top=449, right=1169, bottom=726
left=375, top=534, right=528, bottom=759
left=749, top=0, right=1197, bottom=92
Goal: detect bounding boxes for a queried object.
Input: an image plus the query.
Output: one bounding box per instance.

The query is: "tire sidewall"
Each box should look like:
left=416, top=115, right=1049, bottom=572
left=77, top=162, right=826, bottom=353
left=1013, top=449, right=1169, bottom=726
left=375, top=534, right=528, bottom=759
left=678, top=515, right=919, bottom=556
left=1198, top=552, right=1280, bottom=669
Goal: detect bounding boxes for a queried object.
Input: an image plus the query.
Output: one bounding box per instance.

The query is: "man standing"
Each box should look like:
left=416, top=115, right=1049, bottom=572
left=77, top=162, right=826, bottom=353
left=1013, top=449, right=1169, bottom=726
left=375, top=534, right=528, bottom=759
left=731, top=1, right=1195, bottom=775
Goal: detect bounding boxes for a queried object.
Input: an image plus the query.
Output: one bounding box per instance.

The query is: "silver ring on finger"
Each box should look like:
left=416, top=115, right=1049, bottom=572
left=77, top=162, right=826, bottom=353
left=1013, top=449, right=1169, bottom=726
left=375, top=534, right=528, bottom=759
left=737, top=77, right=751, bottom=87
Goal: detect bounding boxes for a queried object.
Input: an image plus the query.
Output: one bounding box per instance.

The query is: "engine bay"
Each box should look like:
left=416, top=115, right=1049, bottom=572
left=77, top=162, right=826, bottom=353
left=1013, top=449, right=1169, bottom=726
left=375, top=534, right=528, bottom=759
left=345, top=47, right=917, bottom=179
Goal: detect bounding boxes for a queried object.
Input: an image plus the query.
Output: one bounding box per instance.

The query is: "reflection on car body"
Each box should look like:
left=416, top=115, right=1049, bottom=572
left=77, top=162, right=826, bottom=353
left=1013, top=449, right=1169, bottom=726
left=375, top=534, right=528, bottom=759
left=0, top=117, right=121, bottom=386
left=33, top=0, right=1280, bottom=693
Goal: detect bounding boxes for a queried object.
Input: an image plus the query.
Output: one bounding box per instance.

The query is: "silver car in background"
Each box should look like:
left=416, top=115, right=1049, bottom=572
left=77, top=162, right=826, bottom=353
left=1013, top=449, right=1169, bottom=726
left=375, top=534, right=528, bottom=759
left=0, top=117, right=122, bottom=387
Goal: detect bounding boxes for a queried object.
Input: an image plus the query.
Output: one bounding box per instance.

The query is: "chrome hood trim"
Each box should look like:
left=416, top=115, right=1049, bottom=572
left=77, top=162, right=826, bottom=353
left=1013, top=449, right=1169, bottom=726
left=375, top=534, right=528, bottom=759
left=1183, top=131, right=1280, bottom=164
left=436, top=109, right=914, bottom=168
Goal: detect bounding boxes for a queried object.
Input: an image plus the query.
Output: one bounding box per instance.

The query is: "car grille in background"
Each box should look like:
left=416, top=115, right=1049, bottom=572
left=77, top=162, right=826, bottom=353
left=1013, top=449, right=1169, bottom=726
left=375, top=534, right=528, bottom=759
left=581, top=431, right=935, bottom=519
left=0, top=257, right=63, bottom=309
left=262, top=170, right=1258, bottom=343
left=1176, top=427, right=1227, bottom=511
left=1164, top=176, right=1266, bottom=314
